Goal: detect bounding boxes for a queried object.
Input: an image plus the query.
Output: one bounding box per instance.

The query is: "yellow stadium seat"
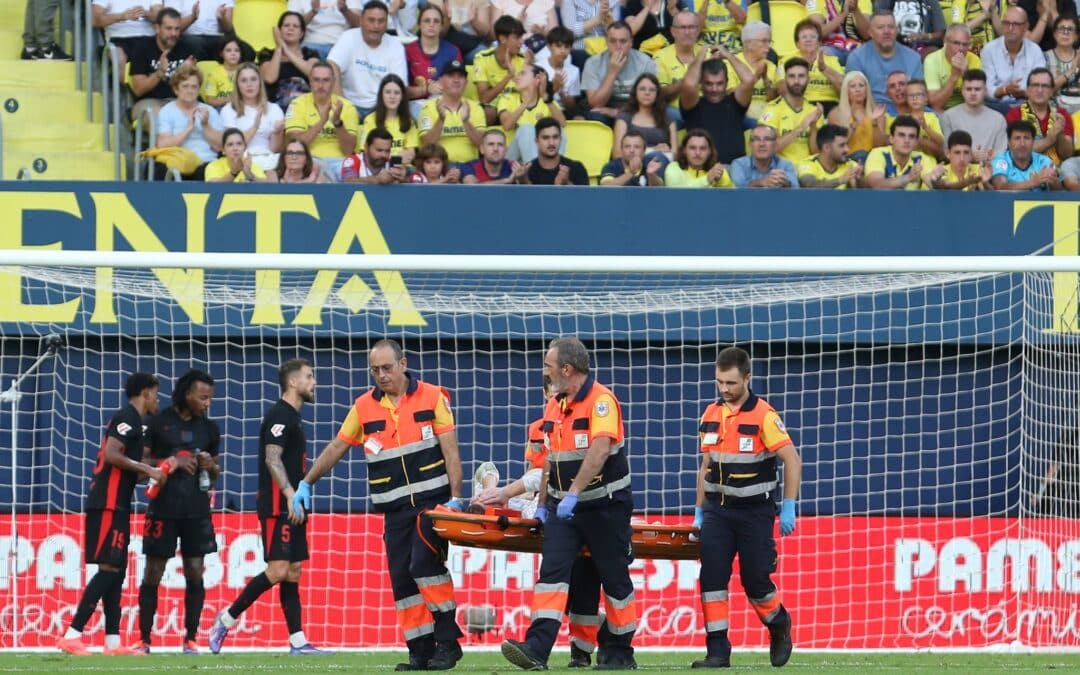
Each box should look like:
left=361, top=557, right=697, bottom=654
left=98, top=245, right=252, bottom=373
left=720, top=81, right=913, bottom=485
left=746, top=1, right=809, bottom=56
left=233, top=0, right=286, bottom=53
left=563, top=120, right=613, bottom=180
left=439, top=134, right=479, bottom=163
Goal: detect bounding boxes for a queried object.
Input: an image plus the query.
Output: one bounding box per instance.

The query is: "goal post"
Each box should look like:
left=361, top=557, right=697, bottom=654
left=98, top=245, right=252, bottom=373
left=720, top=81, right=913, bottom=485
left=1, top=252, right=1078, bottom=650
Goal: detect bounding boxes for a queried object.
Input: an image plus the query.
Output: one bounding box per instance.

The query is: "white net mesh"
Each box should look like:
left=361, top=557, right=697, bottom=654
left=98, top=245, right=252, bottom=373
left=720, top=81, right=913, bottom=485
left=1, top=263, right=1077, bottom=650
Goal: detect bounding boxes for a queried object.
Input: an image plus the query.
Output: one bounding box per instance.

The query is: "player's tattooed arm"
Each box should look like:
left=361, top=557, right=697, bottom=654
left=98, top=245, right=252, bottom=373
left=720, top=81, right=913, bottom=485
left=265, top=444, right=293, bottom=496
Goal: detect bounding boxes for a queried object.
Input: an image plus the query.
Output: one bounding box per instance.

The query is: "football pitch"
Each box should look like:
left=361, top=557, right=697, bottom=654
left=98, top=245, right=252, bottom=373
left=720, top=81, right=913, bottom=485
left=0, top=651, right=1076, bottom=673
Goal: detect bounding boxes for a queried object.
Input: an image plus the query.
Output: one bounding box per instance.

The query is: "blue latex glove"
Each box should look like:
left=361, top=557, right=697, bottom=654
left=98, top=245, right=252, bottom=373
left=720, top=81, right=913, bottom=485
left=691, top=506, right=704, bottom=531
left=294, top=480, right=313, bottom=515
left=556, top=493, right=579, bottom=520
left=444, top=498, right=468, bottom=511
left=534, top=505, right=548, bottom=525
left=780, top=499, right=797, bottom=536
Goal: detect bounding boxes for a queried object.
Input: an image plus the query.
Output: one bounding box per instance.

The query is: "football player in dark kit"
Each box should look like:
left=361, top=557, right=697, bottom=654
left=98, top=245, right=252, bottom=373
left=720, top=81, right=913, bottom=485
left=132, top=369, right=222, bottom=654
left=57, top=373, right=166, bottom=656
left=209, top=358, right=330, bottom=655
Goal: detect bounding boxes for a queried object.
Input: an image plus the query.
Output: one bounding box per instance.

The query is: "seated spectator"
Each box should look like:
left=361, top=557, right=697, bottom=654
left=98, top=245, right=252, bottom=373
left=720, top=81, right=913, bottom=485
left=524, top=117, right=590, bottom=184
left=152, top=63, right=224, bottom=180
left=205, top=127, right=271, bottom=181
left=730, top=125, right=801, bottom=188
left=797, top=123, right=862, bottom=188
left=1062, top=155, right=1080, bottom=190
left=341, top=127, right=407, bottom=182
left=129, top=8, right=196, bottom=124
left=1045, top=16, right=1080, bottom=114
left=201, top=35, right=250, bottom=108
left=417, top=59, right=486, bottom=156
left=761, top=58, right=825, bottom=164
left=362, top=74, right=419, bottom=164
left=492, top=0, right=557, bottom=44
left=780, top=19, right=844, bottom=115
left=409, top=143, right=462, bottom=182
left=328, top=1, right=408, bottom=118
left=940, top=68, right=1007, bottom=159
left=681, top=49, right=755, bottom=164
left=290, top=0, right=361, bottom=60
left=613, top=73, right=676, bottom=166
left=924, top=23, right=981, bottom=111
left=220, top=62, right=286, bottom=176
left=845, top=11, right=923, bottom=104
left=461, top=129, right=528, bottom=183
left=664, top=128, right=732, bottom=187
left=904, top=79, right=944, bottom=157
left=582, top=21, right=658, bottom=126
left=696, top=0, right=747, bottom=52
left=810, top=0, right=872, bottom=64
left=275, top=138, right=328, bottom=182
left=167, top=0, right=234, bottom=61
left=653, top=11, right=704, bottom=115
left=442, top=0, right=493, bottom=58
left=1006, top=67, right=1074, bottom=165
left=828, top=70, right=887, bottom=161
left=472, top=16, right=527, bottom=122
left=990, top=119, right=1062, bottom=190
left=561, top=0, right=619, bottom=55
left=950, top=0, right=996, bottom=54
left=864, top=114, right=940, bottom=189
left=405, top=5, right=463, bottom=116
left=875, top=0, right=945, bottom=56
left=499, top=66, right=567, bottom=162
left=23, top=0, right=73, bottom=59
left=92, top=0, right=157, bottom=70
left=260, top=11, right=321, bottom=111
left=932, top=130, right=991, bottom=190
left=625, top=0, right=678, bottom=53
left=601, top=129, right=665, bottom=186
left=983, top=7, right=1047, bottom=112
left=726, top=22, right=777, bottom=120
left=534, top=27, right=582, bottom=117
left=284, top=60, right=360, bottom=181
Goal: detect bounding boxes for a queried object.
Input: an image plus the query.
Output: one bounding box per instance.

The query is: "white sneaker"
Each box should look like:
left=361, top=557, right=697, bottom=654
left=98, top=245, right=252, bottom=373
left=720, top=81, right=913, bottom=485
left=473, top=462, right=499, bottom=497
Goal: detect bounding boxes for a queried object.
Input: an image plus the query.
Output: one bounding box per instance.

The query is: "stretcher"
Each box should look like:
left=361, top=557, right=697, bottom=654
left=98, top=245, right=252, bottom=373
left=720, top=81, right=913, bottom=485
left=426, top=508, right=701, bottom=560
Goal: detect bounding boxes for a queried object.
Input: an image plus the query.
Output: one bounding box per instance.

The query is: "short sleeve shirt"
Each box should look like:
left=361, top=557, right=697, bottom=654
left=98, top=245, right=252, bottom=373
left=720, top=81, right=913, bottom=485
left=417, top=97, right=486, bottom=137
left=991, top=150, right=1055, bottom=188
left=471, top=47, right=526, bottom=94
left=128, top=37, right=197, bottom=100
left=864, top=146, right=937, bottom=189
left=203, top=157, right=268, bottom=180
left=797, top=155, right=859, bottom=188
left=284, top=93, right=361, bottom=158
left=581, top=50, right=658, bottom=107
left=760, top=97, right=825, bottom=163
left=496, top=93, right=559, bottom=128
left=157, top=102, right=225, bottom=162
left=526, top=156, right=590, bottom=185
left=360, top=113, right=420, bottom=156
left=336, top=386, right=455, bottom=446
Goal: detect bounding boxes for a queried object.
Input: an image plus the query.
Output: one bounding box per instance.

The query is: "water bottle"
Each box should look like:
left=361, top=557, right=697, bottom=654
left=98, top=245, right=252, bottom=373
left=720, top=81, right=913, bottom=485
left=199, top=468, right=211, bottom=492
left=146, top=460, right=172, bottom=499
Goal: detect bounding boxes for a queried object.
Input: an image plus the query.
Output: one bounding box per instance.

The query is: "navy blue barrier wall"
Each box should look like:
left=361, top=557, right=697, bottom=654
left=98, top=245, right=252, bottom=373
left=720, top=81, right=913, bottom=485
left=0, top=184, right=1075, bottom=517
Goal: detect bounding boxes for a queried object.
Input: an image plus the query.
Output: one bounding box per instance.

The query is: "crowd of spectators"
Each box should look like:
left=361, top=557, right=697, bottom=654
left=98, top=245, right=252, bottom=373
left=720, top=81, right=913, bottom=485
left=72, top=0, right=1080, bottom=188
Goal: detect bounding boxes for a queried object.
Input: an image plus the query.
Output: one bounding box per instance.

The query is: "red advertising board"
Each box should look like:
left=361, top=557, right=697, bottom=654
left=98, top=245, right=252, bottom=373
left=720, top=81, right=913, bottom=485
left=1, top=514, right=1077, bottom=649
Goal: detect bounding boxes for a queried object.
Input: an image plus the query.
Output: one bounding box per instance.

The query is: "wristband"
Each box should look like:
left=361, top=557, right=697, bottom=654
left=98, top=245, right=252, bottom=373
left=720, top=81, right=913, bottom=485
left=333, top=119, right=344, bottom=128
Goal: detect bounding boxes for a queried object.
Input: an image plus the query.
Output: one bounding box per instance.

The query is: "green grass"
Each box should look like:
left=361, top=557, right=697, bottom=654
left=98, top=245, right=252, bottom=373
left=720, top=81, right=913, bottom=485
left=0, top=651, right=1078, bottom=673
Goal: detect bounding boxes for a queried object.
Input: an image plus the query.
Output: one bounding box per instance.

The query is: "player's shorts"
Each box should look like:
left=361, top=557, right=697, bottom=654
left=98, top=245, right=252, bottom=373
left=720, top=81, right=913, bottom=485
left=85, top=509, right=130, bottom=567
left=261, top=515, right=309, bottom=562
left=142, top=515, right=218, bottom=558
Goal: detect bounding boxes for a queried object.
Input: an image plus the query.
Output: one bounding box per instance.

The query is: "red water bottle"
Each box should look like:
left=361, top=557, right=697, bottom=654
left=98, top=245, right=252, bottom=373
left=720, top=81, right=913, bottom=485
left=146, top=460, right=173, bottom=499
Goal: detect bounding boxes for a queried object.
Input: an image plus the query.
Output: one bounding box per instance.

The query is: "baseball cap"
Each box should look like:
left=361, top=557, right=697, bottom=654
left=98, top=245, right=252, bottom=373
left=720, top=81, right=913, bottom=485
left=441, top=59, right=468, bottom=77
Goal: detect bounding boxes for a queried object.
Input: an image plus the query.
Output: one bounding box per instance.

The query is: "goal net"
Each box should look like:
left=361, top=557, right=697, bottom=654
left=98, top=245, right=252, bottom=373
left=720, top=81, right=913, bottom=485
left=1, top=254, right=1077, bottom=650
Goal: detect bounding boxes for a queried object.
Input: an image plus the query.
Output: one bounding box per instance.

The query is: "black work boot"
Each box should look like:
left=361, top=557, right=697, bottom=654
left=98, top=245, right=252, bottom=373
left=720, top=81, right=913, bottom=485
left=567, top=642, right=591, bottom=668
left=501, top=639, right=548, bottom=671
left=427, top=640, right=463, bottom=670
left=768, top=612, right=793, bottom=667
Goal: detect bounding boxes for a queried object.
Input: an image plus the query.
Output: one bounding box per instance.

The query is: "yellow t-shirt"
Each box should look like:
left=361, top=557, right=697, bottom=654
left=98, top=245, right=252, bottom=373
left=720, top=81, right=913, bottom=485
left=797, top=155, right=858, bottom=188
left=923, top=49, right=983, bottom=109
left=701, top=0, right=742, bottom=51
left=804, top=0, right=874, bottom=43
left=940, top=162, right=983, bottom=190
left=760, top=96, right=824, bottom=163
left=200, top=63, right=236, bottom=102
left=495, top=93, right=559, bottom=128
left=654, top=43, right=704, bottom=103
left=337, top=390, right=455, bottom=447
left=726, top=56, right=776, bottom=116
left=778, top=51, right=842, bottom=104
left=203, top=157, right=267, bottom=181
left=662, top=162, right=734, bottom=187
left=417, top=98, right=486, bottom=137
left=952, top=0, right=1003, bottom=53
left=864, top=147, right=937, bottom=190
left=360, top=112, right=420, bottom=157
left=284, top=93, right=361, bottom=159
left=471, top=47, right=525, bottom=95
